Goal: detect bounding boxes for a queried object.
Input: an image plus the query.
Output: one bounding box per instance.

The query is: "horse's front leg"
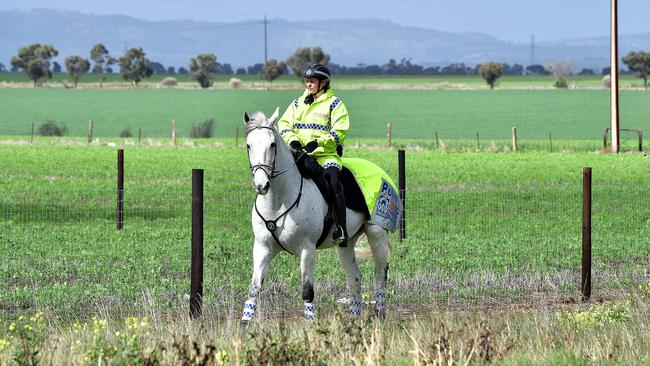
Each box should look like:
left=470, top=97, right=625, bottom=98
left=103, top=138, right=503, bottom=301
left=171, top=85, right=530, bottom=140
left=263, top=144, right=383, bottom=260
left=241, top=240, right=277, bottom=327
left=299, top=246, right=317, bottom=320
left=336, top=245, right=363, bottom=317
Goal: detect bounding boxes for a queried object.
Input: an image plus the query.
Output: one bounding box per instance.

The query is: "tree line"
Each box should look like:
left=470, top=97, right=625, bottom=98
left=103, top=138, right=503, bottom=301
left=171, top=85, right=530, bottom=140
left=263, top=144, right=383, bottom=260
left=4, top=43, right=649, bottom=89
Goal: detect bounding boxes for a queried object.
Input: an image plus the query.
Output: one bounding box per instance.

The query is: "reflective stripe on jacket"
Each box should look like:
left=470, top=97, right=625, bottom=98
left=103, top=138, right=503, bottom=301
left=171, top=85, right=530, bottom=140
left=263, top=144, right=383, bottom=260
left=277, top=89, right=349, bottom=155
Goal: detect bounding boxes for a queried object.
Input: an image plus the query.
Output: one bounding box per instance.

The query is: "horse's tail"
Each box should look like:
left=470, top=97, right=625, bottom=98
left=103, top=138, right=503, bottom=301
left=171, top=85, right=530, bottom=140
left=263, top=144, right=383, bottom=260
left=354, top=236, right=392, bottom=263
left=354, top=246, right=373, bottom=261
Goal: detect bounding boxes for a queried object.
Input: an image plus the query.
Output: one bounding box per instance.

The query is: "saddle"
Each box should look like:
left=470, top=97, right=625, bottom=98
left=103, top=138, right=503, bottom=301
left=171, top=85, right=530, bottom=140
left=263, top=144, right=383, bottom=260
left=292, top=152, right=370, bottom=247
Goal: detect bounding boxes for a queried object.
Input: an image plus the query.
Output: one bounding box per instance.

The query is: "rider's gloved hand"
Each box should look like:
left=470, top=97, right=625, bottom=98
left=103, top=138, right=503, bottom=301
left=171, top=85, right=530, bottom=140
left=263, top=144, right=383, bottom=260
left=303, top=140, right=318, bottom=153
left=336, top=145, right=343, bottom=157
left=289, top=140, right=302, bottom=150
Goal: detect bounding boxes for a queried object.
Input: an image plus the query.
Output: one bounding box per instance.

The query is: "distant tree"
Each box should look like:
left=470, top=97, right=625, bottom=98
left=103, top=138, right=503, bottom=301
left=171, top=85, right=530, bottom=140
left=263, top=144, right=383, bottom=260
left=236, top=67, right=246, bottom=75
left=502, top=63, right=524, bottom=75
left=545, top=60, right=572, bottom=88
left=167, top=66, right=176, bottom=74
left=217, top=63, right=233, bottom=74
left=479, top=62, right=503, bottom=89
left=178, top=66, right=189, bottom=75
left=64, top=56, right=90, bottom=87
left=286, top=47, right=330, bottom=78
left=247, top=63, right=264, bottom=76
left=525, top=64, right=549, bottom=75
left=622, top=51, right=650, bottom=89
left=0, top=62, right=6, bottom=72
left=149, top=61, right=166, bottom=74
left=578, top=68, right=595, bottom=75
left=90, top=43, right=115, bottom=88
left=52, top=61, right=62, bottom=73
left=189, top=53, right=217, bottom=88
left=262, top=59, right=286, bottom=84
left=10, top=43, right=59, bottom=87
left=601, top=67, right=611, bottom=75
left=119, top=48, right=153, bottom=86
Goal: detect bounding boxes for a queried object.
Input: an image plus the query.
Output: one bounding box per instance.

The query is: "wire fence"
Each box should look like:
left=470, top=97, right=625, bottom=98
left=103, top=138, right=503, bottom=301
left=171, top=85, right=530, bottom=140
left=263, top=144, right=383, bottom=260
left=1, top=181, right=648, bottom=320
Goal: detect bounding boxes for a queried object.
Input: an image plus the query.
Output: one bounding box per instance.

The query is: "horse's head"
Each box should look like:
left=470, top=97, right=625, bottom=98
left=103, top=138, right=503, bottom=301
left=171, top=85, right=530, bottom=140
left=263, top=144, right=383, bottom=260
left=243, top=107, right=281, bottom=195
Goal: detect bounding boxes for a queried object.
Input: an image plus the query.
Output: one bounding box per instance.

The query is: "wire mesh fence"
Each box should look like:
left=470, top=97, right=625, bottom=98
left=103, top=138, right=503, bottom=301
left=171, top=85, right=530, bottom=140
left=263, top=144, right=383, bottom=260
left=1, top=180, right=648, bottom=320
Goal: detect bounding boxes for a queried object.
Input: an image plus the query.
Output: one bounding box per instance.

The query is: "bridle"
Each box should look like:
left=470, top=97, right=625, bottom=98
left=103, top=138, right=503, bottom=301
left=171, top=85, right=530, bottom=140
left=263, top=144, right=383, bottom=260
left=247, top=124, right=305, bottom=255
left=247, top=125, right=300, bottom=180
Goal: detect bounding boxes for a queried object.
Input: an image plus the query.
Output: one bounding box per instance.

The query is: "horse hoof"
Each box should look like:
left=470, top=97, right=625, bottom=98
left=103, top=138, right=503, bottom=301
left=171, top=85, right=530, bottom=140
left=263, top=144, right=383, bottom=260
left=374, top=309, right=386, bottom=320
left=240, top=320, right=250, bottom=330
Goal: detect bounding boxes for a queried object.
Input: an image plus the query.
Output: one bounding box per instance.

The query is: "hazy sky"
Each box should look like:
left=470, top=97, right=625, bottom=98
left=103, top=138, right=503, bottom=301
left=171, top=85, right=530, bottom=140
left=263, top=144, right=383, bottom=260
left=2, top=0, right=647, bottom=42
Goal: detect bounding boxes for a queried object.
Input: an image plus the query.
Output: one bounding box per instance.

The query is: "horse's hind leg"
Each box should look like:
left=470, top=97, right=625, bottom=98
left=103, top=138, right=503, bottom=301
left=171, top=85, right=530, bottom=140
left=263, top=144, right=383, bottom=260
left=241, top=241, right=277, bottom=327
left=336, top=245, right=363, bottom=317
left=365, top=224, right=391, bottom=317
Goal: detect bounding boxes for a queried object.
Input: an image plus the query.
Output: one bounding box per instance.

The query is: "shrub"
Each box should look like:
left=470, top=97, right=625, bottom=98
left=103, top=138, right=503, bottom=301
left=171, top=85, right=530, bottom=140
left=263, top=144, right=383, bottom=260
left=554, top=77, right=569, bottom=88
left=228, top=77, right=242, bottom=88
left=38, top=120, right=67, bottom=136
left=603, top=75, right=611, bottom=88
left=120, top=129, right=133, bottom=138
left=159, top=77, right=177, bottom=87
left=190, top=118, right=214, bottom=138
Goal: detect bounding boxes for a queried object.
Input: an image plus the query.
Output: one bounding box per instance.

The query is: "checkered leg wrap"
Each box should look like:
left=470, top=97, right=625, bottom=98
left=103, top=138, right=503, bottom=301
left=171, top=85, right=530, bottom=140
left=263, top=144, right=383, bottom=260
left=375, top=289, right=386, bottom=311
left=304, top=302, right=316, bottom=320
left=349, top=299, right=362, bottom=318
left=241, top=300, right=256, bottom=321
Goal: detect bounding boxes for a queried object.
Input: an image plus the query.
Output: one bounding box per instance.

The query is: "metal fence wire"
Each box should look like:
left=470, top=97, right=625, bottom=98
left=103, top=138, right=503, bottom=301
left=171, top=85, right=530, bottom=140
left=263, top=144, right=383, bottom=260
left=1, top=181, right=649, bottom=319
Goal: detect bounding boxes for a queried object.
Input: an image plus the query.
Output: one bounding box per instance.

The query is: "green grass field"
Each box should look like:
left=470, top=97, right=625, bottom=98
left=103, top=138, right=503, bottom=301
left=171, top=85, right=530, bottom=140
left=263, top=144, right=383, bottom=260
left=1, top=142, right=648, bottom=319
left=1, top=88, right=649, bottom=145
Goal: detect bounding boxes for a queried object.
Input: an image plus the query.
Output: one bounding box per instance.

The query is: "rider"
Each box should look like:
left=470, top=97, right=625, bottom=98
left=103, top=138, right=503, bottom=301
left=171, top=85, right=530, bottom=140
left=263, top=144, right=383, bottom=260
left=278, top=63, right=350, bottom=247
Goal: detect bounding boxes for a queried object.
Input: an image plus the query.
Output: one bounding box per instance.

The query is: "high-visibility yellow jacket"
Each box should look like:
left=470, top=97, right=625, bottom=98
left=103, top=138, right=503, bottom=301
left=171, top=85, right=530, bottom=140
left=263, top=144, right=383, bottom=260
left=278, top=89, right=349, bottom=156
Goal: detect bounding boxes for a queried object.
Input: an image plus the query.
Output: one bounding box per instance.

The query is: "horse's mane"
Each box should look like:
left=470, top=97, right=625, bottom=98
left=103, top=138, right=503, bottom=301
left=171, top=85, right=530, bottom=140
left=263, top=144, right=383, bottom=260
left=245, top=112, right=278, bottom=136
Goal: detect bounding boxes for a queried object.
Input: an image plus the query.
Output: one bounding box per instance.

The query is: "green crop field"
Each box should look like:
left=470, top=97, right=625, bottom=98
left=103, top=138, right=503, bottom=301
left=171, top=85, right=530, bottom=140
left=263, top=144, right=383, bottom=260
left=1, top=142, right=649, bottom=320
left=1, top=88, right=649, bottom=146
left=0, top=72, right=645, bottom=88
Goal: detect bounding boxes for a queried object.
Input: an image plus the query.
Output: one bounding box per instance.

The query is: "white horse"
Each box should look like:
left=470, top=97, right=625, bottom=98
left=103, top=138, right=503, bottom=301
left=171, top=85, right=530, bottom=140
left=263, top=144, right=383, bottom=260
left=240, top=108, right=392, bottom=326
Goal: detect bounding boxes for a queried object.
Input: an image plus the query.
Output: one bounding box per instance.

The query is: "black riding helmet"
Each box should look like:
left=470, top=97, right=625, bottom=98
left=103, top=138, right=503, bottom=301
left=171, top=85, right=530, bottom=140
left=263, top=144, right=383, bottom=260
left=303, top=64, right=331, bottom=80
left=303, top=64, right=331, bottom=104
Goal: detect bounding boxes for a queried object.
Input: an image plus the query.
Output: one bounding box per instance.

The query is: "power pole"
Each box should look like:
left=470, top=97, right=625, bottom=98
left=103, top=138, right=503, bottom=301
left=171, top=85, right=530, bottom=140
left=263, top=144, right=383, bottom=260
left=262, top=15, right=269, bottom=65
left=530, top=34, right=535, bottom=66
left=610, top=0, right=620, bottom=152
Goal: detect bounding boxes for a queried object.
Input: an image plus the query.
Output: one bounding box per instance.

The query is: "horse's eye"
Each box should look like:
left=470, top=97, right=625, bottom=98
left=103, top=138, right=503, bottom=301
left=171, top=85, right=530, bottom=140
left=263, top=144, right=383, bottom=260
left=270, top=142, right=276, bottom=148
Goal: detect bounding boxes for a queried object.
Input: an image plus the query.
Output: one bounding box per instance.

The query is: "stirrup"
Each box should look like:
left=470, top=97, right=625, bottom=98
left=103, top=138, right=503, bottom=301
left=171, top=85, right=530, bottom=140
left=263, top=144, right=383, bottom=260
left=333, top=226, right=348, bottom=247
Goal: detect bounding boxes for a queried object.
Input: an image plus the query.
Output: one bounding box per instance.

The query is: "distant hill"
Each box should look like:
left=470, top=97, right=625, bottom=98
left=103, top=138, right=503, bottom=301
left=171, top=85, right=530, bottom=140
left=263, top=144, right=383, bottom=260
left=1, top=8, right=648, bottom=71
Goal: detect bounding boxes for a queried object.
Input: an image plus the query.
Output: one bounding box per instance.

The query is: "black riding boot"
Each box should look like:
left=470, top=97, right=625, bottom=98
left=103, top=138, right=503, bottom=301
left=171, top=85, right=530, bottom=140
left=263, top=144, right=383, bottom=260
left=332, top=191, right=349, bottom=247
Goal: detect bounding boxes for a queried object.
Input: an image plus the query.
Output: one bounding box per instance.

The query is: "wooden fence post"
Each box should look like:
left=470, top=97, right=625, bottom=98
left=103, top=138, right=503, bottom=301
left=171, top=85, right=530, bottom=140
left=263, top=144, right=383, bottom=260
left=190, top=169, right=204, bottom=318
left=88, top=120, right=93, bottom=144
left=117, top=149, right=124, bottom=230
left=435, top=131, right=439, bottom=150
left=476, top=132, right=480, bottom=150
left=512, top=127, right=518, bottom=152
left=138, top=128, right=142, bottom=144
left=387, top=123, right=392, bottom=148
left=549, top=133, right=553, bottom=152
left=582, top=167, right=592, bottom=302
left=398, top=149, right=406, bottom=241
left=172, top=119, right=177, bottom=146
left=31, top=122, right=34, bottom=143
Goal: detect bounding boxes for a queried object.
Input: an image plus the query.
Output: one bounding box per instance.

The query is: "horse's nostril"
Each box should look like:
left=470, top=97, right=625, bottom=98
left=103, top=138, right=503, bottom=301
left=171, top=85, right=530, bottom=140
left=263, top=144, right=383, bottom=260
left=263, top=182, right=270, bottom=190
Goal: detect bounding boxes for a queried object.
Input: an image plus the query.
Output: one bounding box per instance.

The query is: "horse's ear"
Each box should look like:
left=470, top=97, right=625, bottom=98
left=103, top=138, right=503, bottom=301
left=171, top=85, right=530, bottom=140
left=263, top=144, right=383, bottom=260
left=266, top=107, right=280, bottom=126
left=243, top=112, right=251, bottom=125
